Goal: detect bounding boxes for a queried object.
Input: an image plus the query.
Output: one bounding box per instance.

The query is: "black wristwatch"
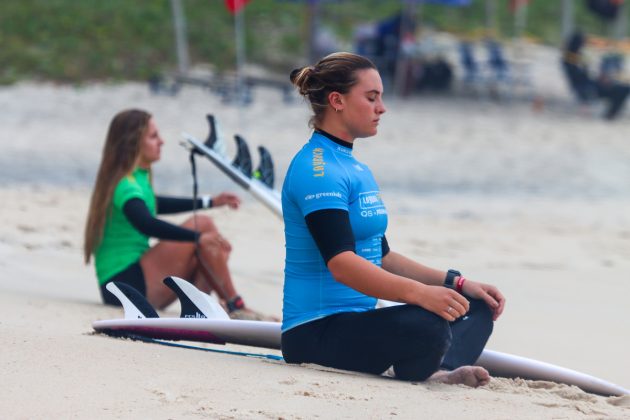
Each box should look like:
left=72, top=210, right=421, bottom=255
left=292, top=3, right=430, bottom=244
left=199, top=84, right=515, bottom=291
left=444, top=269, right=461, bottom=289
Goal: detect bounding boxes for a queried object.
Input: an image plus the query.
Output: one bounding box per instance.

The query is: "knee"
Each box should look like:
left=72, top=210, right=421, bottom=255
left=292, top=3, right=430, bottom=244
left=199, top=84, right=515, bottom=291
left=188, top=215, right=217, bottom=233
left=468, top=299, right=494, bottom=337
left=396, top=306, right=451, bottom=353
left=392, top=308, right=451, bottom=381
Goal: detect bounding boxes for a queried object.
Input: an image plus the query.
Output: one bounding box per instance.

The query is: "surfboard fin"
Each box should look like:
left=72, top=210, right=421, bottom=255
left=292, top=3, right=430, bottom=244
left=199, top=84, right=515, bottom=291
left=253, top=145, right=275, bottom=189
left=106, top=282, right=159, bottom=319
left=163, top=276, right=230, bottom=320
left=204, top=114, right=218, bottom=149
left=232, top=135, right=253, bottom=178
left=204, top=114, right=228, bottom=157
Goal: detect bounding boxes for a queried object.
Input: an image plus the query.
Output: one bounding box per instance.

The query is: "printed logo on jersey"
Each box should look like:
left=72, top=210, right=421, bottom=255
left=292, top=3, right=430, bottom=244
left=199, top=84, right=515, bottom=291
left=359, top=191, right=383, bottom=209
left=312, top=147, right=325, bottom=177
left=358, top=191, right=386, bottom=218
left=353, top=164, right=364, bottom=172
left=304, top=191, right=342, bottom=201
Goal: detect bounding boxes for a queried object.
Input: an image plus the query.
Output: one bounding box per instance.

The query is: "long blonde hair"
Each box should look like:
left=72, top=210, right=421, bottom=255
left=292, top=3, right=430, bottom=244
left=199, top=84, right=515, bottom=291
left=84, top=109, right=152, bottom=263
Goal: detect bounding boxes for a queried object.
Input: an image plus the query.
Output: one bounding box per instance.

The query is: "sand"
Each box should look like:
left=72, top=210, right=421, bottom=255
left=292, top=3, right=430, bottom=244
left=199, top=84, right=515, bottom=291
left=1, top=44, right=630, bottom=418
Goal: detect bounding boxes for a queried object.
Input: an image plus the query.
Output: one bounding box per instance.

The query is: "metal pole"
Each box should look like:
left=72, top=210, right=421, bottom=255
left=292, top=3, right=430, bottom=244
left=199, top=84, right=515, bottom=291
left=613, top=2, right=627, bottom=41
left=393, top=0, right=417, bottom=97
left=485, top=0, right=497, bottom=37
left=306, top=0, right=320, bottom=63
left=561, top=0, right=575, bottom=43
left=170, top=0, right=190, bottom=75
left=514, top=1, right=528, bottom=40
left=234, top=0, right=246, bottom=103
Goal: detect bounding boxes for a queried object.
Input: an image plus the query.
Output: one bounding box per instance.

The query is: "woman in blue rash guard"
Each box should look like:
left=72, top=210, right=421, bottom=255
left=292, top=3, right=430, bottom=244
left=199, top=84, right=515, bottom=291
left=281, top=52, right=506, bottom=386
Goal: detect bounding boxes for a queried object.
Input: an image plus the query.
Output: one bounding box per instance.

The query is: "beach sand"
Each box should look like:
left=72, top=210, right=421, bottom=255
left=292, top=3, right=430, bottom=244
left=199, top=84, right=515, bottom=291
left=2, top=46, right=630, bottom=418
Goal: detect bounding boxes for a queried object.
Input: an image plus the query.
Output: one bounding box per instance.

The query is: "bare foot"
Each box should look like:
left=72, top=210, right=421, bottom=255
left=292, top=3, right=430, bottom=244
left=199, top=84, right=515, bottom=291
left=429, top=366, right=490, bottom=388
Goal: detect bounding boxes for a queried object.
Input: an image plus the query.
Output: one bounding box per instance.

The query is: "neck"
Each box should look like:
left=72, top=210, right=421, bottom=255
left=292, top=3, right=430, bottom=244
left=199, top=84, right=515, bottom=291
left=317, top=117, right=354, bottom=143
left=136, top=158, right=151, bottom=170
left=315, top=128, right=354, bottom=149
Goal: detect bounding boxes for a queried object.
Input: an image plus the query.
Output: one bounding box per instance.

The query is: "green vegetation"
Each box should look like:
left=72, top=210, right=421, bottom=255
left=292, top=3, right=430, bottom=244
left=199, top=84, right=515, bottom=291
left=0, top=0, right=624, bottom=84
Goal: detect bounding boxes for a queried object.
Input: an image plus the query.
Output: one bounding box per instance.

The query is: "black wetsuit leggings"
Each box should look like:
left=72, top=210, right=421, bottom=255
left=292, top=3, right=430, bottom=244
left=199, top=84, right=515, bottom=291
left=281, top=298, right=493, bottom=381
left=99, top=262, right=146, bottom=306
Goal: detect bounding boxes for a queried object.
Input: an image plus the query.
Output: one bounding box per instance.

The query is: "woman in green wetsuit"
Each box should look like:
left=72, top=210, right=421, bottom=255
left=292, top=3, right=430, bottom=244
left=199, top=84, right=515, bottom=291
left=84, top=109, right=267, bottom=319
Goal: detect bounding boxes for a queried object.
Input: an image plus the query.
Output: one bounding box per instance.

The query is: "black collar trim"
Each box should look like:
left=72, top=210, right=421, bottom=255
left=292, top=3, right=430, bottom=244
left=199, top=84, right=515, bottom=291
left=315, top=128, right=353, bottom=150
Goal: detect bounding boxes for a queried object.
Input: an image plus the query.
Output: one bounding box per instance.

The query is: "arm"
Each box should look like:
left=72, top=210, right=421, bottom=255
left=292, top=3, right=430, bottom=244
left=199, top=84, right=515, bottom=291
left=382, top=250, right=505, bottom=321
left=156, top=192, right=241, bottom=215
left=306, top=209, right=469, bottom=321
left=328, top=251, right=468, bottom=321
left=123, top=198, right=199, bottom=241
left=156, top=196, right=204, bottom=214
left=382, top=251, right=447, bottom=287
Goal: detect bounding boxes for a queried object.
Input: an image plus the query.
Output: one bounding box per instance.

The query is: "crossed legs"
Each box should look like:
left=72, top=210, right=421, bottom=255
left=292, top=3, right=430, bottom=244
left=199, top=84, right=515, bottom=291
left=140, top=214, right=237, bottom=309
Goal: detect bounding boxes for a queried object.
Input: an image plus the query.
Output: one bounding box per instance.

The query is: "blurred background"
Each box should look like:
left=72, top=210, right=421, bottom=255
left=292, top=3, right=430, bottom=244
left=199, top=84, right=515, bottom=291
left=2, top=0, right=630, bottom=107
left=1, top=1, right=630, bottom=390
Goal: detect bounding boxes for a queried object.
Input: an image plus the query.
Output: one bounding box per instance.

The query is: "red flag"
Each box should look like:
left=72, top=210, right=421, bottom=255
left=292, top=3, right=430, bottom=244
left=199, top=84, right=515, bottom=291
left=225, top=0, right=251, bottom=14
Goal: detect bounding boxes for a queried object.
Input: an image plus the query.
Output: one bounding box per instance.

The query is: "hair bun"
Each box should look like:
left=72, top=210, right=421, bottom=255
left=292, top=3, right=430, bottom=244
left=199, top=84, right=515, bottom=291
left=289, top=67, right=302, bottom=84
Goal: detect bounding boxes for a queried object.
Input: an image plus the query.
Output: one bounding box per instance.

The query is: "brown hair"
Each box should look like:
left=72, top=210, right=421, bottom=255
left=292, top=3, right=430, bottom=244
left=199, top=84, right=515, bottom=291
left=290, top=52, right=376, bottom=127
left=84, top=109, right=152, bottom=263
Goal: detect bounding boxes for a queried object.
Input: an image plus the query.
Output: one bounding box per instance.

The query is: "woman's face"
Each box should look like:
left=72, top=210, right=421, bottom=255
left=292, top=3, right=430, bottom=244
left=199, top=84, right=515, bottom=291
left=338, top=68, right=386, bottom=139
left=138, top=118, right=164, bottom=168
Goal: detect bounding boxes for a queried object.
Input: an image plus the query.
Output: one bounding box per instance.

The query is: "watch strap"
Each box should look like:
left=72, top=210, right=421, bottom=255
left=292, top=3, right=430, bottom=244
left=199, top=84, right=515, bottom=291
left=444, top=269, right=461, bottom=289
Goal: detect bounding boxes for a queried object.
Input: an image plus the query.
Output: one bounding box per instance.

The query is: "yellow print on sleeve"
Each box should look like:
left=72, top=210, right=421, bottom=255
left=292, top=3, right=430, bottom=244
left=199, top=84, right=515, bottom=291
left=312, top=148, right=325, bottom=177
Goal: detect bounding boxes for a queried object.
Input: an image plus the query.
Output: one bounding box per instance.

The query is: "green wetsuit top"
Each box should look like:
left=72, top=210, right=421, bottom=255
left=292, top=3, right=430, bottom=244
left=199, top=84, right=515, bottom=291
left=94, top=167, right=155, bottom=285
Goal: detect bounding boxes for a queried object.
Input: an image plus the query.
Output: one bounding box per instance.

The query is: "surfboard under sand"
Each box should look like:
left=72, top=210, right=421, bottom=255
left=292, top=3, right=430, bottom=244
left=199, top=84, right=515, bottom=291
left=93, top=278, right=628, bottom=397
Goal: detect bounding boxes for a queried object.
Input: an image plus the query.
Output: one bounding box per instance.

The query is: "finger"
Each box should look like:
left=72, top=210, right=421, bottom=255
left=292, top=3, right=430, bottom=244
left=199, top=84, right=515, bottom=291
left=494, top=294, right=506, bottom=320
left=449, top=299, right=468, bottom=317
left=485, top=289, right=505, bottom=320
left=452, top=292, right=470, bottom=313
left=444, top=303, right=463, bottom=320
left=481, top=290, right=499, bottom=310
left=440, top=309, right=457, bottom=322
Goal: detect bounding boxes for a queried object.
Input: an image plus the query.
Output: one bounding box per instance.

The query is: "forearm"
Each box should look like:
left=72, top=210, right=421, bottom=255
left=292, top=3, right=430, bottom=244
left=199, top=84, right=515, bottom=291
left=381, top=251, right=445, bottom=287
left=124, top=198, right=199, bottom=242
left=156, top=195, right=210, bottom=214
left=328, top=251, right=428, bottom=304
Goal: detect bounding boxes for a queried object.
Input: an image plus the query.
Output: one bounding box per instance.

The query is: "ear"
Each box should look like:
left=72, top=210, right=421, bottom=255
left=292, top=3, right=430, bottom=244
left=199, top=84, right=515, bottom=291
left=328, top=91, right=344, bottom=111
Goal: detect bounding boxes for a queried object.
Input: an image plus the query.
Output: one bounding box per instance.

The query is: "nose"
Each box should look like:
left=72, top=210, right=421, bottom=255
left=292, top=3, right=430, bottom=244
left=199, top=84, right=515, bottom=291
left=377, top=99, right=386, bottom=115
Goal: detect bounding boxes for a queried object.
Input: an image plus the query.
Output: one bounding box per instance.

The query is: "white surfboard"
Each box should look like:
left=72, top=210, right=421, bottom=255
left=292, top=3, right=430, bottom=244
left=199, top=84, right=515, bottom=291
left=93, top=317, right=281, bottom=349
left=95, top=278, right=628, bottom=397
left=93, top=316, right=628, bottom=396
left=181, top=114, right=282, bottom=217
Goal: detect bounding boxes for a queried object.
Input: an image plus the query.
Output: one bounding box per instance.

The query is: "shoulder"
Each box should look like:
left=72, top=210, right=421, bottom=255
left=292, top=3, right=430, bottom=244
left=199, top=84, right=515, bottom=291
left=289, top=142, right=346, bottom=181
left=112, top=173, right=144, bottom=209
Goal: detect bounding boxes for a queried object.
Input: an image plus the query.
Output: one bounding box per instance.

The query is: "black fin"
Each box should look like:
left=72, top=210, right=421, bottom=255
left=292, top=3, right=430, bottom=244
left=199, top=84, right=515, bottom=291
left=232, top=135, right=253, bottom=177
left=204, top=114, right=217, bottom=149
left=253, top=145, right=275, bottom=189
left=107, top=282, right=159, bottom=319
left=163, top=276, right=229, bottom=319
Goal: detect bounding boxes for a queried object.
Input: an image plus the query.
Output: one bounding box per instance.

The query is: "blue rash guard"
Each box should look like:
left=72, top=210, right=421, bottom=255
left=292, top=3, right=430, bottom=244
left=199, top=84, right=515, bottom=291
left=281, top=131, right=388, bottom=332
